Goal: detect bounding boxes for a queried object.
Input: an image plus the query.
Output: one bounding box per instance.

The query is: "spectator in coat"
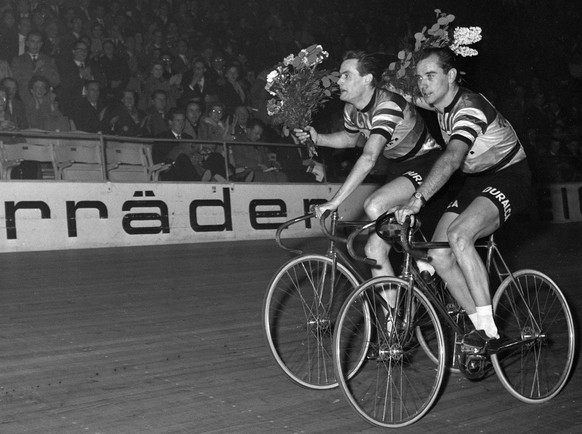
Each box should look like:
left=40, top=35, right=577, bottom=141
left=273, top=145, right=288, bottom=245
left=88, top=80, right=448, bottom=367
left=69, top=80, right=106, bottom=133
left=11, top=30, right=60, bottom=107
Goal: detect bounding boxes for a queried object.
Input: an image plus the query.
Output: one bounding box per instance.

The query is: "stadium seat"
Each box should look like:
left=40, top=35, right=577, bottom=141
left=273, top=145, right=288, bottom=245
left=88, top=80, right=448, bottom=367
left=0, top=141, right=58, bottom=180
left=55, top=138, right=106, bottom=181
left=106, top=142, right=170, bottom=182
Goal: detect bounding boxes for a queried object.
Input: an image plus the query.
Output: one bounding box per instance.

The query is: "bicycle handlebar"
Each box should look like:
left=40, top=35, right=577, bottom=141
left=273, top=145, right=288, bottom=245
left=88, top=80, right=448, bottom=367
left=275, top=212, right=314, bottom=254
left=347, top=221, right=377, bottom=266
left=400, top=216, right=450, bottom=261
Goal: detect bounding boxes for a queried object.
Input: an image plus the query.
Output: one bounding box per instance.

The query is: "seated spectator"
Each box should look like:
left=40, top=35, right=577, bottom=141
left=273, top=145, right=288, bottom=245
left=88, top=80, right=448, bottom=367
left=183, top=100, right=203, bottom=138
left=60, top=16, right=84, bottom=53
left=11, top=30, right=61, bottom=108
left=231, top=118, right=288, bottom=182
left=139, top=60, right=181, bottom=110
left=108, top=89, right=145, bottom=137
left=41, top=20, right=62, bottom=58
left=69, top=80, right=107, bottom=133
left=231, top=105, right=250, bottom=137
left=24, top=75, right=70, bottom=131
left=218, top=64, right=247, bottom=115
left=154, top=108, right=199, bottom=182
left=1, top=77, right=28, bottom=129
left=142, top=89, right=169, bottom=137
left=88, top=22, right=105, bottom=60
left=198, top=102, right=231, bottom=141
left=0, top=86, right=18, bottom=132
left=0, top=9, right=19, bottom=62
left=178, top=58, right=216, bottom=107
left=95, top=39, right=130, bottom=101
left=0, top=59, right=12, bottom=82
left=172, top=39, right=191, bottom=75
left=56, top=40, right=94, bottom=117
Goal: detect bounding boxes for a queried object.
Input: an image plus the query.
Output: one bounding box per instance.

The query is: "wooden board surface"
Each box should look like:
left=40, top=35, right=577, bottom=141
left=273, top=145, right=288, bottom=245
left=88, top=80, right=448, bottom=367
left=0, top=221, right=580, bottom=433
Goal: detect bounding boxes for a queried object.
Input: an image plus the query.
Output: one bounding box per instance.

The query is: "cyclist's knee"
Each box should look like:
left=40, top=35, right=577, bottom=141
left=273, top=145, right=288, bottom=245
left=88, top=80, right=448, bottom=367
left=365, top=236, right=390, bottom=259
left=428, top=247, right=456, bottom=271
left=446, top=225, right=473, bottom=253
left=364, top=195, right=385, bottom=219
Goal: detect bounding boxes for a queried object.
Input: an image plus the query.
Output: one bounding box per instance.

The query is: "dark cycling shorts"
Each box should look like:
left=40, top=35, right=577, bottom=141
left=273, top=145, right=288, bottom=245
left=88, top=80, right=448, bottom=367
left=385, top=150, right=441, bottom=189
left=445, top=160, right=532, bottom=226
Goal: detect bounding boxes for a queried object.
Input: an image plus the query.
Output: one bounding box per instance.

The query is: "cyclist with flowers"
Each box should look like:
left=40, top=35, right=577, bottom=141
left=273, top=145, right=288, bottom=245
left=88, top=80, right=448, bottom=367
left=295, top=50, right=441, bottom=279
left=393, top=46, right=532, bottom=353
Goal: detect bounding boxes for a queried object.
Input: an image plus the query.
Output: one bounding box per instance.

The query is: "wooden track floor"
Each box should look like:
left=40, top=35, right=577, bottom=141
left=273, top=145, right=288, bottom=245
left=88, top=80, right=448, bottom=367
left=0, top=221, right=581, bottom=433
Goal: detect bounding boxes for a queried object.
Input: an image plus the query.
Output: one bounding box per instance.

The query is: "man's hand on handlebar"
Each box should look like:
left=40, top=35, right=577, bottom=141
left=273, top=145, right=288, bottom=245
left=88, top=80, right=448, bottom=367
left=311, top=202, right=337, bottom=219
left=392, top=198, right=422, bottom=225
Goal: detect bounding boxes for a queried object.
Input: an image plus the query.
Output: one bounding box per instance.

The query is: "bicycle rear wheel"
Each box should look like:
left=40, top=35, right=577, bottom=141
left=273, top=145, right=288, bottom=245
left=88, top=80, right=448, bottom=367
left=262, top=254, right=361, bottom=389
left=492, top=269, right=575, bottom=403
left=333, top=276, right=446, bottom=428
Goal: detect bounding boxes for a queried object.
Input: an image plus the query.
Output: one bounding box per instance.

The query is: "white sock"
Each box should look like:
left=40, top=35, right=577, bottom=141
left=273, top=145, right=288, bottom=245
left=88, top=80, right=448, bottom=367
left=476, top=305, right=499, bottom=339
left=468, top=312, right=480, bottom=329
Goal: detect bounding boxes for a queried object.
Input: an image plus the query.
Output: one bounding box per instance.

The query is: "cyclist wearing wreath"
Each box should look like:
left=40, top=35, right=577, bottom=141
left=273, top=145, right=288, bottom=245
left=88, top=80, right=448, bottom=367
left=295, top=50, right=441, bottom=278
left=394, top=47, right=532, bottom=353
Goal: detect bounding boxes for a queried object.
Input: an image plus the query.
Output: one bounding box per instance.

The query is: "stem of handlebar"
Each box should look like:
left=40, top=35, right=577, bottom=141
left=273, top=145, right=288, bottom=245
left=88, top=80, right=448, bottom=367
left=400, top=215, right=430, bottom=262
left=319, top=210, right=348, bottom=245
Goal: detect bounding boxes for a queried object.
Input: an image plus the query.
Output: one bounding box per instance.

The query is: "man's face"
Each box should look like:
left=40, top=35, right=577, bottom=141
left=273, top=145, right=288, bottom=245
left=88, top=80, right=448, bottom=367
left=18, top=18, right=31, bottom=36
left=153, top=93, right=167, bottom=111
left=3, top=80, right=18, bottom=99
left=87, top=83, right=100, bottom=103
left=170, top=114, right=185, bottom=134
left=235, top=106, right=249, bottom=125
left=416, top=54, right=451, bottom=108
left=337, top=59, right=368, bottom=104
left=73, top=43, right=88, bottom=62
left=192, top=61, right=205, bottom=77
left=26, top=34, right=43, bottom=54
left=226, top=66, right=238, bottom=82
left=122, top=92, right=135, bottom=109
left=247, top=125, right=263, bottom=142
left=186, top=103, right=202, bottom=123
left=31, top=80, right=47, bottom=99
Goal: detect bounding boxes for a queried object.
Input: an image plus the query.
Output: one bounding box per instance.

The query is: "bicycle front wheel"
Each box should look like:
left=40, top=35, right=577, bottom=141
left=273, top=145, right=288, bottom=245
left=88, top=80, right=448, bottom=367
left=334, top=276, right=446, bottom=428
left=492, top=269, right=575, bottom=403
left=262, top=254, right=360, bottom=389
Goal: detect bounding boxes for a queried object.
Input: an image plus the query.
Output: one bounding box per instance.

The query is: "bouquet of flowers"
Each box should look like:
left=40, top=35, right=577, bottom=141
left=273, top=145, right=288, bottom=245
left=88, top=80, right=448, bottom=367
left=384, top=9, right=482, bottom=98
left=265, top=44, right=339, bottom=157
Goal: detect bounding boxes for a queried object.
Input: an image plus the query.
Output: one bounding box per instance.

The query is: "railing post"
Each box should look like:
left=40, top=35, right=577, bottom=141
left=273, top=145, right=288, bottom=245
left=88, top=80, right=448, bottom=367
left=99, top=133, right=108, bottom=181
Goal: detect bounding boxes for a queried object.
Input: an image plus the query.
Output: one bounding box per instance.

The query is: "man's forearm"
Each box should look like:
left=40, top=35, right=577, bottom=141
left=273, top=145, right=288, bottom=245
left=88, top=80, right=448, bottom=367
left=417, top=151, right=462, bottom=201
left=317, top=130, right=356, bottom=149
left=328, top=153, right=376, bottom=207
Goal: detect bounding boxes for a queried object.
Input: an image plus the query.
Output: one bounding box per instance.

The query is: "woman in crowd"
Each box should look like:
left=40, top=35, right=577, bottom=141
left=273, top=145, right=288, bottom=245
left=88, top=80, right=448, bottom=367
left=139, top=60, right=181, bottom=110
left=108, top=89, right=145, bottom=137
left=24, top=75, right=69, bottom=132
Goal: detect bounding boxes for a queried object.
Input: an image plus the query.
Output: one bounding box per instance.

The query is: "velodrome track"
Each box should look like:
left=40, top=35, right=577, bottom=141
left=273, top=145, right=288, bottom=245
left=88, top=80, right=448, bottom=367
left=0, top=220, right=580, bottom=433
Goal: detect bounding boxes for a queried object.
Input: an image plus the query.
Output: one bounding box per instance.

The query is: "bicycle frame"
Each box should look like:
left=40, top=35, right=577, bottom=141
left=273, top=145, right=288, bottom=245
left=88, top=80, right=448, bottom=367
left=276, top=211, right=369, bottom=286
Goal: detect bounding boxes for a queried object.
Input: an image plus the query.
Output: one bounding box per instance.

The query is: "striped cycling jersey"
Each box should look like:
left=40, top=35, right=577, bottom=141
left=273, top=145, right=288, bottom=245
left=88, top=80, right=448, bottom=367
left=438, top=87, right=526, bottom=174
left=343, top=88, right=439, bottom=161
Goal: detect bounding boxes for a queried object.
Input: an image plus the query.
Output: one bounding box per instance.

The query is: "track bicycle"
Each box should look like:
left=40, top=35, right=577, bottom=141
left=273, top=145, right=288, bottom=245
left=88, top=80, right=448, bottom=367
left=262, top=211, right=372, bottom=390
left=332, top=213, right=576, bottom=428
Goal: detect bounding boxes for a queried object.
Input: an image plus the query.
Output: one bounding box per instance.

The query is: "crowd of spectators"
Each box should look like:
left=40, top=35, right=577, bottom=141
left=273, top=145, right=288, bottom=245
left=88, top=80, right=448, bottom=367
left=0, top=0, right=580, bottom=183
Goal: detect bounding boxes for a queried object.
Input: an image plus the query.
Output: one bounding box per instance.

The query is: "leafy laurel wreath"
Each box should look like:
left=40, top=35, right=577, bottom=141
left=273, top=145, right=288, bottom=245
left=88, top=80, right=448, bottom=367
left=383, top=9, right=482, bottom=97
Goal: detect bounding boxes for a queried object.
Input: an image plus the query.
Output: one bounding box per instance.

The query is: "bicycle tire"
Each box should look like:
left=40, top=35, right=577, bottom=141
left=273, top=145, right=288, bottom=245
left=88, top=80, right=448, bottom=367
left=333, top=276, right=446, bottom=428
left=491, top=269, right=576, bottom=403
left=262, top=254, right=363, bottom=389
